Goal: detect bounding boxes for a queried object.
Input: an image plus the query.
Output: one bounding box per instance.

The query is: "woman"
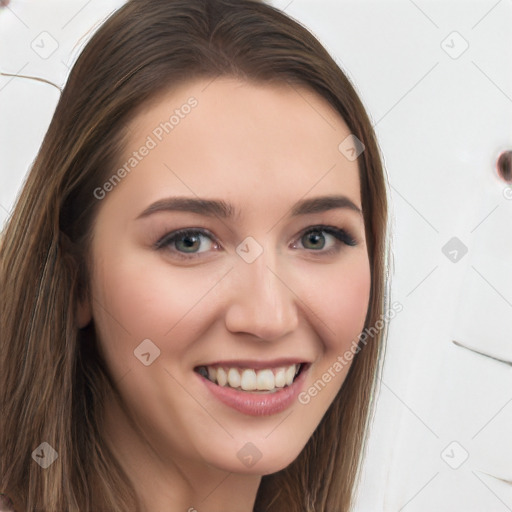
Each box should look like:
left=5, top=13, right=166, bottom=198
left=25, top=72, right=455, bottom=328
left=0, top=0, right=390, bottom=510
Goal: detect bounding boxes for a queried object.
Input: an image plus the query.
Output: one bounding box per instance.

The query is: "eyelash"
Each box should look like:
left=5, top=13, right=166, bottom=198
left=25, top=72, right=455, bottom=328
left=154, top=225, right=357, bottom=260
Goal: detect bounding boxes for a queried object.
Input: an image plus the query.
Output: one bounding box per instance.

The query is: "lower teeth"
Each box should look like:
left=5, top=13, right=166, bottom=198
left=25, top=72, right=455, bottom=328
left=226, top=386, right=284, bottom=393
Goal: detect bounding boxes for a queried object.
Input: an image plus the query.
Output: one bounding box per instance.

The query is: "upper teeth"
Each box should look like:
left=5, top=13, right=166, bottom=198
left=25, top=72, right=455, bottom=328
left=202, top=364, right=301, bottom=392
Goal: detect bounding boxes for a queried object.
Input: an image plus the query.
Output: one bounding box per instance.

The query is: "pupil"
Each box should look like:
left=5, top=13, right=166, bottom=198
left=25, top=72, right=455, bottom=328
left=179, top=234, right=199, bottom=252
left=305, top=231, right=324, bottom=249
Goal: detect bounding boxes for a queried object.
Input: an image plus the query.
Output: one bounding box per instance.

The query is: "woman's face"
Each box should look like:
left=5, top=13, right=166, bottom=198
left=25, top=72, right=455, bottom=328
left=80, top=77, right=371, bottom=476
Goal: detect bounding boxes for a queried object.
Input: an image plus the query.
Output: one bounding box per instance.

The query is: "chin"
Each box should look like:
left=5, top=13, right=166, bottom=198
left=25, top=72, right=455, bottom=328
left=208, top=442, right=305, bottom=476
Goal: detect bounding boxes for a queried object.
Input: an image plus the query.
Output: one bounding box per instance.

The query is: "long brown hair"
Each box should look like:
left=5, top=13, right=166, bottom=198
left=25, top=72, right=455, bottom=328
left=0, top=0, right=390, bottom=510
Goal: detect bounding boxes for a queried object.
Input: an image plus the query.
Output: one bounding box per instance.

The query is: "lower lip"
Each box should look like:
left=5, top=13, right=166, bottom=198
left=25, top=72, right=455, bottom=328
left=196, top=364, right=310, bottom=416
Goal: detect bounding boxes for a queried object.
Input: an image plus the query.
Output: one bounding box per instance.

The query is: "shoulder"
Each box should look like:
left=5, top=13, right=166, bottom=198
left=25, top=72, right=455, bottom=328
left=0, top=494, right=17, bottom=512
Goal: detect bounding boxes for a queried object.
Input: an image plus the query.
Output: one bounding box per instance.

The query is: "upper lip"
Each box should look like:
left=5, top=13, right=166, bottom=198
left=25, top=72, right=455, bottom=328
left=196, top=358, right=310, bottom=370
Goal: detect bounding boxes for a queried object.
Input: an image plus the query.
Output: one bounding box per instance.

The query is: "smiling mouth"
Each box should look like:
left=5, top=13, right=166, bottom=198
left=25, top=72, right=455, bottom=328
left=194, top=363, right=309, bottom=393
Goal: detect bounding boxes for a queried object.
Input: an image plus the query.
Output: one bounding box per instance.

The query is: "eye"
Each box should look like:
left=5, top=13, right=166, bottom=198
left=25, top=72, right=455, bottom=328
left=154, top=225, right=357, bottom=260
left=154, top=228, right=219, bottom=259
left=292, top=225, right=357, bottom=255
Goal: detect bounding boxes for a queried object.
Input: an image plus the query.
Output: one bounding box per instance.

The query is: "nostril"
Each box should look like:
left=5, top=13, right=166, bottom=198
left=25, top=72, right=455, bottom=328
left=496, top=150, right=512, bottom=183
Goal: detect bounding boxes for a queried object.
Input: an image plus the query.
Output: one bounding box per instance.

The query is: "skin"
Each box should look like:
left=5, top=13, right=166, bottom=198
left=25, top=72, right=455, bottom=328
left=78, top=77, right=371, bottom=511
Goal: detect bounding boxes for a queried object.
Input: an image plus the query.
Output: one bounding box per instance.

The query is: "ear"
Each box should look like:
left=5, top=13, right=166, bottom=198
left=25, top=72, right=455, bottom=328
left=77, top=296, right=92, bottom=329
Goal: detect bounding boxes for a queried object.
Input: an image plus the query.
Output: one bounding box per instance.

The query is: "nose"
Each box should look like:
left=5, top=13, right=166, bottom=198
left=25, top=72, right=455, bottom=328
left=223, top=249, right=299, bottom=342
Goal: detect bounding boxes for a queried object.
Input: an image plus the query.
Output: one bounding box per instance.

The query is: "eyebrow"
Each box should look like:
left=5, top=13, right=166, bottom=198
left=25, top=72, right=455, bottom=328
left=136, top=194, right=362, bottom=220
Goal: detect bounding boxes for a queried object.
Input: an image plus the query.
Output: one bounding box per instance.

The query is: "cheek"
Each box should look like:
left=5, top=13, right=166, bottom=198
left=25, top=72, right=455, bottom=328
left=89, top=250, right=211, bottom=365
left=294, top=256, right=371, bottom=414
left=88, top=241, right=232, bottom=378
left=305, top=254, right=371, bottom=351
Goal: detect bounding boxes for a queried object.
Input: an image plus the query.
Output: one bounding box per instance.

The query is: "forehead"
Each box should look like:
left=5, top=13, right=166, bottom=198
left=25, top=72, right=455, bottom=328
left=109, top=77, right=362, bottom=217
